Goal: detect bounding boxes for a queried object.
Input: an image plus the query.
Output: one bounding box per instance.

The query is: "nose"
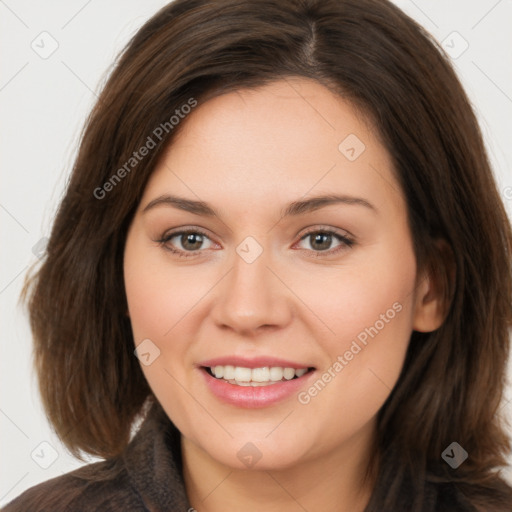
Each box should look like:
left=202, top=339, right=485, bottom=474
left=210, top=243, right=293, bottom=337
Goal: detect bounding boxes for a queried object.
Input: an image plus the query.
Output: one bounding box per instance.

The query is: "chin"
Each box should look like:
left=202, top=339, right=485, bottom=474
left=198, top=433, right=312, bottom=472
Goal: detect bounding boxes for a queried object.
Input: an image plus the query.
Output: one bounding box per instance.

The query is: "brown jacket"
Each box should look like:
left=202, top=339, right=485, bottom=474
left=3, top=401, right=507, bottom=511
left=2, top=401, right=192, bottom=511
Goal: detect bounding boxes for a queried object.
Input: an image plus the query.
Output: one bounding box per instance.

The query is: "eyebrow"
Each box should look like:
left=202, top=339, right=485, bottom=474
left=142, top=193, right=378, bottom=217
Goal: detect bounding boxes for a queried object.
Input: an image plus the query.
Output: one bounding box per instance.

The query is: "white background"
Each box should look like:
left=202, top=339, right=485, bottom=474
left=1, top=0, right=512, bottom=505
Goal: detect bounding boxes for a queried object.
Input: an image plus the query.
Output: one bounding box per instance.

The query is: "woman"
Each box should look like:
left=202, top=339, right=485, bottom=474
left=4, top=0, right=512, bottom=510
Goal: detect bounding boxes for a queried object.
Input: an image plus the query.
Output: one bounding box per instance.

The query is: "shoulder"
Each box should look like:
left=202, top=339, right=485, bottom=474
left=2, top=398, right=189, bottom=512
left=1, top=457, right=146, bottom=512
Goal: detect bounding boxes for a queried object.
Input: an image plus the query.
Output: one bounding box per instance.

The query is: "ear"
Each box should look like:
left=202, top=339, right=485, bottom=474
left=412, top=239, right=455, bottom=333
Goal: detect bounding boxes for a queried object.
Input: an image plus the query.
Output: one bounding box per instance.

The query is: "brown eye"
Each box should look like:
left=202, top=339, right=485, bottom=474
left=308, top=232, right=335, bottom=251
left=296, top=228, right=355, bottom=256
left=157, top=229, right=215, bottom=258
left=177, top=232, right=206, bottom=251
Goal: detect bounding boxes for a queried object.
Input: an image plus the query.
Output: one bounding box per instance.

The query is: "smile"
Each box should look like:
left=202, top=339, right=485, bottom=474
left=199, top=359, right=316, bottom=408
left=205, top=365, right=311, bottom=386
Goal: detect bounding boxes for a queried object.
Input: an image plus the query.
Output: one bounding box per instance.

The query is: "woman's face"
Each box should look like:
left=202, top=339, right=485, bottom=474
left=124, top=78, right=438, bottom=472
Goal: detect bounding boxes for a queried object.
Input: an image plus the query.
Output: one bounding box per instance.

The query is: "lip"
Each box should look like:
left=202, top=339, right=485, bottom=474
left=199, top=364, right=316, bottom=409
left=199, top=356, right=311, bottom=369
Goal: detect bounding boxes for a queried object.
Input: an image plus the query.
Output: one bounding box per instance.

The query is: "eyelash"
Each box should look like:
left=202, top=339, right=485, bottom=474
left=155, top=226, right=355, bottom=259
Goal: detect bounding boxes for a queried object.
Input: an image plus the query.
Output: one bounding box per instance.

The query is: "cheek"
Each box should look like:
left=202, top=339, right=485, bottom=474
left=124, top=233, right=202, bottom=430
left=295, top=242, right=417, bottom=427
left=124, top=229, right=203, bottom=343
left=123, top=231, right=219, bottom=404
left=296, top=240, right=416, bottom=346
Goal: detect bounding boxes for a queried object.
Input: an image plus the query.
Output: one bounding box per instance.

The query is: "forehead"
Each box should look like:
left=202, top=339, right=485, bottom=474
left=141, top=78, right=403, bottom=218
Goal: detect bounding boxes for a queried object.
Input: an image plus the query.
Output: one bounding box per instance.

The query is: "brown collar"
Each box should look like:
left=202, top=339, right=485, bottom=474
left=122, top=397, right=192, bottom=511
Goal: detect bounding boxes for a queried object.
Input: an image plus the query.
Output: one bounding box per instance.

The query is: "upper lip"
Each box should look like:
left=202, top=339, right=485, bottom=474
left=199, top=356, right=313, bottom=370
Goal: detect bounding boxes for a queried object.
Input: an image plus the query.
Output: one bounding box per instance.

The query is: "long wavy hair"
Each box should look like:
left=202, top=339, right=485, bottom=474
left=21, top=0, right=512, bottom=510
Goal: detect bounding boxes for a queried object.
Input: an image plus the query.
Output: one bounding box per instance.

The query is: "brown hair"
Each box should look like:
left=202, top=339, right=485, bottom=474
left=22, top=0, right=512, bottom=509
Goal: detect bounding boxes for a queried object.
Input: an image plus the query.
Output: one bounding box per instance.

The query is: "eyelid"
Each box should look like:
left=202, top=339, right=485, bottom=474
left=160, top=226, right=212, bottom=240
left=296, top=224, right=354, bottom=241
left=157, top=226, right=217, bottom=251
left=156, top=224, right=355, bottom=258
left=292, top=225, right=355, bottom=256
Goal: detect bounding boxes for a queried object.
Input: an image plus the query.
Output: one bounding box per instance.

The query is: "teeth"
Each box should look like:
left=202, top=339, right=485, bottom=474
left=223, top=365, right=235, bottom=380
left=252, top=367, right=270, bottom=382
left=234, top=367, right=252, bottom=382
left=269, top=367, right=283, bottom=381
left=208, top=365, right=310, bottom=385
left=283, top=368, right=295, bottom=380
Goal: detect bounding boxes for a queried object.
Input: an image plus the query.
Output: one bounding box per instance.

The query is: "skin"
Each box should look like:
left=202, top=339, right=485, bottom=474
left=123, top=77, right=445, bottom=512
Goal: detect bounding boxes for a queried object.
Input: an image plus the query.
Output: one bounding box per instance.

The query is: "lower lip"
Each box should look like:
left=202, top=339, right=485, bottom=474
left=200, top=368, right=314, bottom=408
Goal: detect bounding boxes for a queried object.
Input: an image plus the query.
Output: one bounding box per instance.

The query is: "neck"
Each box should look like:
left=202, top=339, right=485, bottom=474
left=182, top=420, right=378, bottom=512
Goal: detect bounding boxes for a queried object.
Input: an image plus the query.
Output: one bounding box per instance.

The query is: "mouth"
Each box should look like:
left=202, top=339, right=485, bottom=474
left=199, top=360, right=316, bottom=408
left=203, top=365, right=316, bottom=387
